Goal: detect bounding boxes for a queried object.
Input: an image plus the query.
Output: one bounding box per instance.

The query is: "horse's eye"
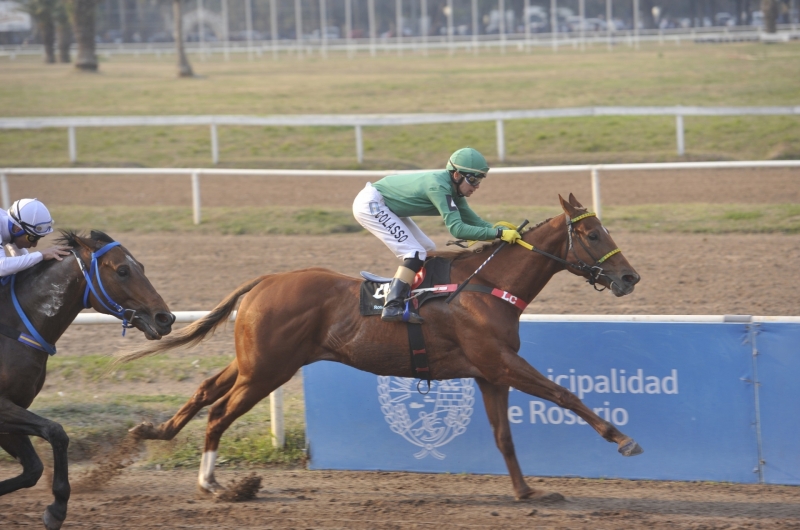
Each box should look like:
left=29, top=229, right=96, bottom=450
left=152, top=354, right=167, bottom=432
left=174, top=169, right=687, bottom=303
left=588, top=232, right=599, bottom=241
left=117, top=266, right=130, bottom=277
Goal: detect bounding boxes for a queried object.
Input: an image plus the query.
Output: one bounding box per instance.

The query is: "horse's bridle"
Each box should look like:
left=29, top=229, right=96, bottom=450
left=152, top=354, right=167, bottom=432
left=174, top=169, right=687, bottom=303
left=515, top=212, right=621, bottom=292
left=71, top=241, right=137, bottom=335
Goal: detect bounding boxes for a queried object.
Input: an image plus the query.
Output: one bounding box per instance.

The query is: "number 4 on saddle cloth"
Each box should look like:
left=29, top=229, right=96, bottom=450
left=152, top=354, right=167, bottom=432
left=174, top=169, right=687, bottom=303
left=358, top=257, right=528, bottom=391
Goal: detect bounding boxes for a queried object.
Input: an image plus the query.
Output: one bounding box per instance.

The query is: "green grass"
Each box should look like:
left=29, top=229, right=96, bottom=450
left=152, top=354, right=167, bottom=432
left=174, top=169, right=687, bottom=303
left=46, top=354, right=233, bottom=383
left=1, top=42, right=799, bottom=168
left=51, top=203, right=800, bottom=236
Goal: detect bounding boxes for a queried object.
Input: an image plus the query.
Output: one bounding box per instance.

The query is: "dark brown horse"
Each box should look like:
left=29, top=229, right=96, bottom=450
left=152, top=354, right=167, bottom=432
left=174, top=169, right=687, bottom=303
left=121, top=194, right=642, bottom=500
left=0, top=231, right=174, bottom=530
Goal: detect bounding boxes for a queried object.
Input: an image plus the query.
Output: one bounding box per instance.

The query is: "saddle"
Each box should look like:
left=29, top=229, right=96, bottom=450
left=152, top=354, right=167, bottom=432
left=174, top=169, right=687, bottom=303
left=358, top=257, right=453, bottom=316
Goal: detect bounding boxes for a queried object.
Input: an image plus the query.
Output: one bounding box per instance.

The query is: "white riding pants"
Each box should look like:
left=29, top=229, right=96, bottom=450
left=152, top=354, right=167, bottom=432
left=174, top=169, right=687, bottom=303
left=353, top=183, right=436, bottom=261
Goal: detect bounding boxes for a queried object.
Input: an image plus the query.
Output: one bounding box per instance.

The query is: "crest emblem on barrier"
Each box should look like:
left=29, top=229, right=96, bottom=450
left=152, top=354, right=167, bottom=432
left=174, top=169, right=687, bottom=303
left=377, top=376, right=474, bottom=459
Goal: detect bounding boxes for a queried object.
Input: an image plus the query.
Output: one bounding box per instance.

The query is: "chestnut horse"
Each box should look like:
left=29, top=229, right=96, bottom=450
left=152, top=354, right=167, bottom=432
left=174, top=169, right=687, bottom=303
left=0, top=231, right=174, bottom=530
left=120, top=194, right=642, bottom=500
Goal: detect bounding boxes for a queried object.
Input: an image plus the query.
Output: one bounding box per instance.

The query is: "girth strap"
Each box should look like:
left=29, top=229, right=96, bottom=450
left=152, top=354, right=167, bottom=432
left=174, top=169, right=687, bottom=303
left=407, top=322, right=431, bottom=392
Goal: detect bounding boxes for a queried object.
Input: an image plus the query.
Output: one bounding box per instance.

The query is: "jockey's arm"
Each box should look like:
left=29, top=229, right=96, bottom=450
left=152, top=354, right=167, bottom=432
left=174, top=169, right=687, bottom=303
left=0, top=247, right=43, bottom=277
left=428, top=187, right=497, bottom=241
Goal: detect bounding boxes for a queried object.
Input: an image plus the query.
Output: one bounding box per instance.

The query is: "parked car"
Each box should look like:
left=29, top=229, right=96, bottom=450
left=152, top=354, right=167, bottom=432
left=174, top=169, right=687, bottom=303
left=715, top=12, right=736, bottom=27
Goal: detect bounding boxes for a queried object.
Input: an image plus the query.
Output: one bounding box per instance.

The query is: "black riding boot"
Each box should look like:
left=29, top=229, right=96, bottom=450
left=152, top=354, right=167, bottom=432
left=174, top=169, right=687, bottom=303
left=381, top=278, right=424, bottom=324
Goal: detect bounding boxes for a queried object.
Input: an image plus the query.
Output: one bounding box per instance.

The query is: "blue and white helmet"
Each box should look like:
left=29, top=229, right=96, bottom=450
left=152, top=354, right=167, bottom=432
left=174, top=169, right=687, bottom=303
left=8, top=198, right=54, bottom=240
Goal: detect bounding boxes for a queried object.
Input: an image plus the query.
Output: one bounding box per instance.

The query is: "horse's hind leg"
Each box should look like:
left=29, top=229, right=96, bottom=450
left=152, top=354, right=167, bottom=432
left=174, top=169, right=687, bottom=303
left=0, top=434, right=44, bottom=494
left=0, top=399, right=70, bottom=530
left=197, top=373, right=290, bottom=494
left=130, top=361, right=239, bottom=441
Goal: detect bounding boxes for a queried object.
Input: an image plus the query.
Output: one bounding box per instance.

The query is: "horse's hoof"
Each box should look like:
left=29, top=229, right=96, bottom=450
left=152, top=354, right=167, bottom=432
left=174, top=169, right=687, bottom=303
left=517, top=489, right=565, bottom=503
left=197, top=481, right=226, bottom=496
left=129, top=422, right=158, bottom=440
left=618, top=439, right=644, bottom=457
left=42, top=508, right=64, bottom=530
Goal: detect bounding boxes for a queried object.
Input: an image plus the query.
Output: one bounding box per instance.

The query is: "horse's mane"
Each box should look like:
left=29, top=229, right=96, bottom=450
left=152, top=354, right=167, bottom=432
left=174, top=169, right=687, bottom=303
left=429, top=217, right=556, bottom=262
left=55, top=230, right=115, bottom=249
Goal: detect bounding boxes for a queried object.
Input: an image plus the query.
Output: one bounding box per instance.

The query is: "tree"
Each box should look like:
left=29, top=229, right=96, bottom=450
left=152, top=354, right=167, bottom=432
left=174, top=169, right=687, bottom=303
left=20, top=0, right=57, bottom=63
left=66, top=0, right=99, bottom=70
left=54, top=0, right=71, bottom=63
left=762, top=0, right=779, bottom=31
left=173, top=0, right=193, bottom=77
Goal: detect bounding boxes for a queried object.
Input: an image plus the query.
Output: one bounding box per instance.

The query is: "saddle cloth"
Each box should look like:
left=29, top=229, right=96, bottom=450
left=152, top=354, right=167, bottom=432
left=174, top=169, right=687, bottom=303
left=359, top=257, right=452, bottom=316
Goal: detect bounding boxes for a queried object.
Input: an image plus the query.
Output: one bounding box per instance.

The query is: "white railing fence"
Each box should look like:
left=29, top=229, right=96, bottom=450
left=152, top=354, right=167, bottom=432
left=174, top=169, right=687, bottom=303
left=2, top=106, right=799, bottom=165
left=4, top=160, right=799, bottom=224
left=1, top=25, right=797, bottom=61
left=72, top=311, right=800, bottom=449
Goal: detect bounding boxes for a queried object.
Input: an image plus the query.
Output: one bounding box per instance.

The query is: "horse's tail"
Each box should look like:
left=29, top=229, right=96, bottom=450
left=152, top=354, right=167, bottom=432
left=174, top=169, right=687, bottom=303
left=114, top=275, right=267, bottom=365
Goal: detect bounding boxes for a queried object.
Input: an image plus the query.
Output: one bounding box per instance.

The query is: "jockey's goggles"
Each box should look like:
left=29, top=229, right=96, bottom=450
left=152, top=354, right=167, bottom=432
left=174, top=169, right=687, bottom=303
left=9, top=213, right=53, bottom=241
left=460, top=172, right=485, bottom=186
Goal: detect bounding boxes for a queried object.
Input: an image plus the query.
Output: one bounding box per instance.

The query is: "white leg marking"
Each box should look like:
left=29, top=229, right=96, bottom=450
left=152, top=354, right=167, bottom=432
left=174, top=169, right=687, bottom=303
left=198, top=450, right=218, bottom=489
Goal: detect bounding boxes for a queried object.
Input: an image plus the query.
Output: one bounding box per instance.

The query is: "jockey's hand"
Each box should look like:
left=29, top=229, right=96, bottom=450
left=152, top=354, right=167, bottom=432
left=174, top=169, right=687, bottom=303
left=498, top=229, right=521, bottom=245
left=40, top=246, right=71, bottom=261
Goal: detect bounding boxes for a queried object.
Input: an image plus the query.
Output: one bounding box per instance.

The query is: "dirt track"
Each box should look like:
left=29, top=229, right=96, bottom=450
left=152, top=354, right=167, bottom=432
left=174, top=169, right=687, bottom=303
left=2, top=170, right=800, bottom=529
left=2, top=465, right=800, bottom=529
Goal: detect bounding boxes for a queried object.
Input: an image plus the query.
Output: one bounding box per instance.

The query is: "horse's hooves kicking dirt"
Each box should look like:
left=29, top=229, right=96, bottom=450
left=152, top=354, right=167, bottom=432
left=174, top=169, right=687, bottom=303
left=215, top=473, right=262, bottom=502
left=128, top=422, right=159, bottom=440
left=517, top=490, right=566, bottom=503
left=71, top=436, right=144, bottom=493
left=618, top=439, right=644, bottom=457
left=531, top=492, right=566, bottom=503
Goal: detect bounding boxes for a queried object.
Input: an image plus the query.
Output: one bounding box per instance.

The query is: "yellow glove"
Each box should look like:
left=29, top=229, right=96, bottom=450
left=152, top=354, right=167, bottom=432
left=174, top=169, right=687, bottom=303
left=498, top=229, right=521, bottom=244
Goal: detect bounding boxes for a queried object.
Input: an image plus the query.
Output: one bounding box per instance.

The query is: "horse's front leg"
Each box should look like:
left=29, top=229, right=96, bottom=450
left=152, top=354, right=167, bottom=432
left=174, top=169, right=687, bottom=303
left=0, top=433, right=44, bottom=494
left=475, top=378, right=564, bottom=501
left=483, top=349, right=643, bottom=457
left=0, top=398, right=70, bottom=530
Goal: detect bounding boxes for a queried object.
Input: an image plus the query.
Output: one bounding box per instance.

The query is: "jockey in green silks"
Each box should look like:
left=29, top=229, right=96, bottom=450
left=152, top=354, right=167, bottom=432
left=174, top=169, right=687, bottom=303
left=352, top=147, right=521, bottom=324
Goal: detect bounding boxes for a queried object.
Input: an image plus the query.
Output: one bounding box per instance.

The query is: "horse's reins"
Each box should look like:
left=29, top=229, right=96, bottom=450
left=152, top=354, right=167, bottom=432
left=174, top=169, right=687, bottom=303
left=446, top=212, right=621, bottom=305
left=445, top=219, right=529, bottom=304
left=70, top=241, right=137, bottom=336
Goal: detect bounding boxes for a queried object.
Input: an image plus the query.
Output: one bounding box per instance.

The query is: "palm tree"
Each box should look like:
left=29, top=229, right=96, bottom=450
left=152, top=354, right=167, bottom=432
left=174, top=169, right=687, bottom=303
left=55, top=0, right=71, bottom=63
left=761, top=0, right=779, bottom=31
left=66, top=0, right=98, bottom=70
left=20, top=0, right=57, bottom=63
left=173, top=0, right=194, bottom=77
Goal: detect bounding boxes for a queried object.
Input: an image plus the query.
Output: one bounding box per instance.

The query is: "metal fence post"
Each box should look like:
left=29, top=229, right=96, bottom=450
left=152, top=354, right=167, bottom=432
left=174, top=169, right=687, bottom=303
left=496, top=120, right=506, bottom=162
left=355, top=125, right=364, bottom=164
left=270, top=387, right=285, bottom=448
left=191, top=171, right=202, bottom=225
left=591, top=167, right=602, bottom=219
left=210, top=124, right=219, bottom=165
left=0, top=173, right=9, bottom=210
left=68, top=126, right=77, bottom=163
left=676, top=114, right=685, bottom=156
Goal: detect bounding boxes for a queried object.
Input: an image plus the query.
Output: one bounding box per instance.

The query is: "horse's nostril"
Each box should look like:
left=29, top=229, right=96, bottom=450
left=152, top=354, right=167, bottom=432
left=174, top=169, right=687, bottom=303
left=155, top=312, right=175, bottom=326
left=623, top=273, right=640, bottom=285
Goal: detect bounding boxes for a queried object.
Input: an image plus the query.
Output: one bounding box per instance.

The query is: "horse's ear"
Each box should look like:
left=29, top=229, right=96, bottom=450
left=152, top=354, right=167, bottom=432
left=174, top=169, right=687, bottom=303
left=568, top=193, right=585, bottom=209
left=559, top=194, right=579, bottom=217
left=90, top=230, right=115, bottom=245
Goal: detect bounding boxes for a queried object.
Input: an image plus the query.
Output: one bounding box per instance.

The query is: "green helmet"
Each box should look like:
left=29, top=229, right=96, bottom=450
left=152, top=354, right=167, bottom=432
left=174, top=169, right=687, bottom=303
left=446, top=148, right=490, bottom=175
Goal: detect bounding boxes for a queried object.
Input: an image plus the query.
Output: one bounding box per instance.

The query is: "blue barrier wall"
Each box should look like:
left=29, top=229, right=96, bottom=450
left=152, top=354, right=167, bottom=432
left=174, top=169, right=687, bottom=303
left=303, top=321, right=800, bottom=484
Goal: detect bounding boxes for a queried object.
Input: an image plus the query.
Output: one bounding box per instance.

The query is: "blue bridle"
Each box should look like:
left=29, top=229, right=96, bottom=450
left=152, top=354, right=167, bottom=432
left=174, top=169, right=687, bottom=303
left=0, top=241, right=136, bottom=356
left=71, top=241, right=137, bottom=336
